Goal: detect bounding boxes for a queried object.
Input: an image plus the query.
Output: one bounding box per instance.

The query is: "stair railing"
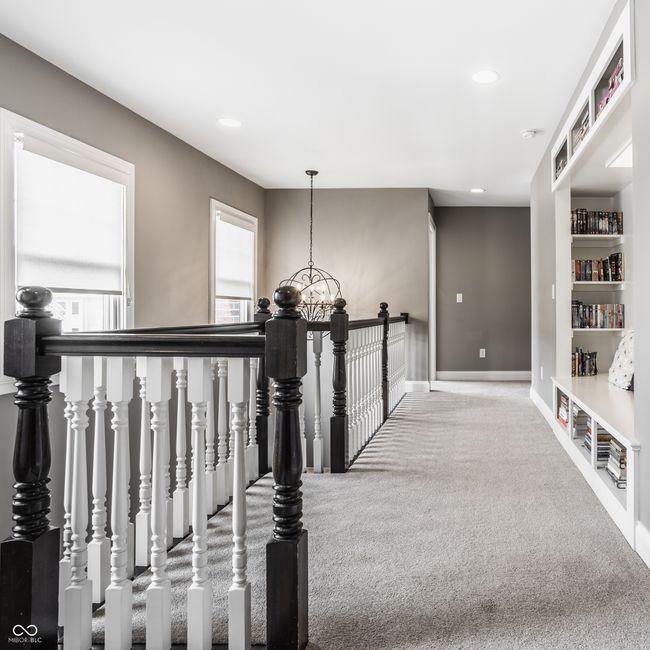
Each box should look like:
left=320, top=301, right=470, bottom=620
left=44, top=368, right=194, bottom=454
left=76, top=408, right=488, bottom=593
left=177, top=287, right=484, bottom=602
left=0, top=285, right=308, bottom=650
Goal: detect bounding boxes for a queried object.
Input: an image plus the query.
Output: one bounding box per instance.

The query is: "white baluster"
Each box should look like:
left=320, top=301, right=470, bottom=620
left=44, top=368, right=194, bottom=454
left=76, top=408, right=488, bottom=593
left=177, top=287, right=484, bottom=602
left=228, top=358, right=251, bottom=650
left=135, top=358, right=152, bottom=567
left=62, top=356, right=94, bottom=650
left=146, top=357, right=173, bottom=650
left=299, top=400, right=307, bottom=472
left=247, top=358, right=259, bottom=482
left=88, top=357, right=110, bottom=604
left=164, top=397, right=173, bottom=549
left=216, top=359, right=229, bottom=505
left=205, top=359, right=218, bottom=514
left=312, top=332, right=324, bottom=473
left=186, top=358, right=213, bottom=650
left=58, top=398, right=73, bottom=626
left=105, top=357, right=135, bottom=650
left=173, top=358, right=190, bottom=538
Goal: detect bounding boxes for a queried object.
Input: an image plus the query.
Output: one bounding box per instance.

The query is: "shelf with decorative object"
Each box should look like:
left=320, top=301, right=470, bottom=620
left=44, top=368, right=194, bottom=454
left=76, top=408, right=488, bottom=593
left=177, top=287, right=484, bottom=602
left=551, top=2, right=634, bottom=191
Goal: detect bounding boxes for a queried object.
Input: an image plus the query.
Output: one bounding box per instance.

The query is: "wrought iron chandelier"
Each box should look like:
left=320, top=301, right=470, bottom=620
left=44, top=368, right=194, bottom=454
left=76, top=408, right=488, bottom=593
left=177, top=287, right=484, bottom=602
left=279, top=170, right=342, bottom=321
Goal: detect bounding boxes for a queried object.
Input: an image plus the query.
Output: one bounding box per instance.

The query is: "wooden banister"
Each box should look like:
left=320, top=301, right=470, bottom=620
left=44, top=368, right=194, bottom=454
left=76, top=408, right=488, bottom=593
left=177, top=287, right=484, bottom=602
left=265, top=286, right=309, bottom=650
left=1, top=287, right=62, bottom=647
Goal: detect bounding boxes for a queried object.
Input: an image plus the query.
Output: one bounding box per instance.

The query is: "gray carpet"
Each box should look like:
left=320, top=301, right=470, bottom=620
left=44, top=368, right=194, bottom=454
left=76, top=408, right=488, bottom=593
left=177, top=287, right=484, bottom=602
left=94, top=382, right=650, bottom=648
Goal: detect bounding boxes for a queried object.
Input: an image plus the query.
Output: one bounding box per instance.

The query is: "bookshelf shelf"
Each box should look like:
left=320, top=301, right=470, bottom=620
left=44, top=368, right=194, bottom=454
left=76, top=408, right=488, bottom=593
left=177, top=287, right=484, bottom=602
left=572, top=328, right=626, bottom=333
left=572, top=234, right=624, bottom=244
left=573, top=281, right=625, bottom=291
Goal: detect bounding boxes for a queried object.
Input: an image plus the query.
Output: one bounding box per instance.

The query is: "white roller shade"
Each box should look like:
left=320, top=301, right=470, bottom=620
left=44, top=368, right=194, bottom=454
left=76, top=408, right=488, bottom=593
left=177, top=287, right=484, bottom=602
left=215, top=219, right=254, bottom=298
left=15, top=145, right=125, bottom=293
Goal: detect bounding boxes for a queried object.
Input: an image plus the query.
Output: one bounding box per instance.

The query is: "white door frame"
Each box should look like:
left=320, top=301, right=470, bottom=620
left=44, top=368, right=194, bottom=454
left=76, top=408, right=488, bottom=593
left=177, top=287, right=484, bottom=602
left=428, top=214, right=436, bottom=383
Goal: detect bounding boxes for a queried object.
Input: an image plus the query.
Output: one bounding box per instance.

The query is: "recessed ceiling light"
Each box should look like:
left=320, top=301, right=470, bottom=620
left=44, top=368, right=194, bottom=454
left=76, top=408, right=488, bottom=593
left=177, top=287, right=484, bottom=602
left=521, top=129, right=538, bottom=140
left=606, top=141, right=633, bottom=168
left=472, top=70, right=500, bottom=84
left=470, top=188, right=486, bottom=193
left=217, top=117, right=242, bottom=128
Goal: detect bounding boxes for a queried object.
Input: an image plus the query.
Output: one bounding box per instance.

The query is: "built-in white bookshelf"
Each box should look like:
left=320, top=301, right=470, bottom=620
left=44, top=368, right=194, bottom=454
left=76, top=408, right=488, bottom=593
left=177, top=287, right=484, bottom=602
left=549, top=0, right=638, bottom=552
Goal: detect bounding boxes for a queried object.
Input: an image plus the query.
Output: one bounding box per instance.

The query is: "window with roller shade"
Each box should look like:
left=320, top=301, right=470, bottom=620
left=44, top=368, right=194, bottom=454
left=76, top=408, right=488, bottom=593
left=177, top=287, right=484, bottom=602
left=210, top=200, right=257, bottom=324
left=0, top=109, right=134, bottom=390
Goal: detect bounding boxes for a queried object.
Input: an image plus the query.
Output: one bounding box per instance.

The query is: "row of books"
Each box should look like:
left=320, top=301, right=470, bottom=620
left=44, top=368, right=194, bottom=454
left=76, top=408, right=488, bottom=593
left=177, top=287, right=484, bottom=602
left=572, top=405, right=626, bottom=489
left=558, top=393, right=569, bottom=427
left=571, top=301, right=625, bottom=329
left=607, top=438, right=627, bottom=488
left=571, top=348, right=597, bottom=377
left=584, top=420, right=611, bottom=468
left=571, top=209, right=623, bottom=235
left=572, top=253, right=624, bottom=282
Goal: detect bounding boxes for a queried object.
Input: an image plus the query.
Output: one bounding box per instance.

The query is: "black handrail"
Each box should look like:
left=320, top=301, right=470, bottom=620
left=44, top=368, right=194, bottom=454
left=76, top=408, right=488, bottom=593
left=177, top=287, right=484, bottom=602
left=37, top=333, right=265, bottom=358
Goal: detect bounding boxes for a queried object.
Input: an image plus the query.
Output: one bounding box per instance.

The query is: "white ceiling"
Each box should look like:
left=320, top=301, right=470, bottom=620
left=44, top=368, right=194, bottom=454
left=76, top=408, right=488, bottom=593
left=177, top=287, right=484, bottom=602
left=0, top=0, right=617, bottom=206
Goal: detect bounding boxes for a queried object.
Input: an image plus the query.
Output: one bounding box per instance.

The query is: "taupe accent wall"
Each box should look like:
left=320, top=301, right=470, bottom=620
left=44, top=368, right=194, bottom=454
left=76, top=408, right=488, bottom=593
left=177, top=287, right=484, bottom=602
left=0, top=35, right=265, bottom=538
left=264, top=188, right=431, bottom=381
left=435, top=207, right=531, bottom=373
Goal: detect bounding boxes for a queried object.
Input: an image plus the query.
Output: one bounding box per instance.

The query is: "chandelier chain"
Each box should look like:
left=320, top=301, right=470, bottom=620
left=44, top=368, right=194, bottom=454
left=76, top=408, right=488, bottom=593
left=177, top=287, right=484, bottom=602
left=309, top=172, right=314, bottom=268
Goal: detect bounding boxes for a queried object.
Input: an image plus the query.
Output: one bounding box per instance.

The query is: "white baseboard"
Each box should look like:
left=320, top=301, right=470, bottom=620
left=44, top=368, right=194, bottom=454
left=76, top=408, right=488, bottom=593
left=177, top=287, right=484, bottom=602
left=635, top=521, right=650, bottom=569
left=529, top=385, right=554, bottom=425
left=435, top=371, right=532, bottom=381
left=405, top=381, right=430, bottom=393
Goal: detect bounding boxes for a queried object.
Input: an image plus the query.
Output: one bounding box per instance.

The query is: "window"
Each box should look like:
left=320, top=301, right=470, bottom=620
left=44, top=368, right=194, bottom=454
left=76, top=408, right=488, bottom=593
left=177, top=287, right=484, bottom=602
left=210, top=199, right=257, bottom=324
left=0, top=109, right=134, bottom=391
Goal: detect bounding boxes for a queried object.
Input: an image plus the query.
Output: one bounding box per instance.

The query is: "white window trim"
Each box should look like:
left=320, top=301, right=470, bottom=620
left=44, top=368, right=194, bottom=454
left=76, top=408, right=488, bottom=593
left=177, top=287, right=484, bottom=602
left=0, top=108, right=135, bottom=394
left=209, top=198, right=258, bottom=323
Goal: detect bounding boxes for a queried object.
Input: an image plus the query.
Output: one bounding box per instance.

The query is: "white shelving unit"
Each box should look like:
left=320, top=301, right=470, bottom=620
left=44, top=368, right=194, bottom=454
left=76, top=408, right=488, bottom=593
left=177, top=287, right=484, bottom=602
left=552, top=376, right=638, bottom=545
left=549, top=0, right=639, bottom=553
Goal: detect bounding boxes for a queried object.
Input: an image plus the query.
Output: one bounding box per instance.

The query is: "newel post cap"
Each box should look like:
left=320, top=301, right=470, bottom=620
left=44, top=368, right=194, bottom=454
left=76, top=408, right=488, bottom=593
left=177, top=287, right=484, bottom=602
left=273, top=285, right=302, bottom=318
left=257, top=297, right=271, bottom=314
left=16, top=286, right=53, bottom=319
left=378, top=302, right=389, bottom=318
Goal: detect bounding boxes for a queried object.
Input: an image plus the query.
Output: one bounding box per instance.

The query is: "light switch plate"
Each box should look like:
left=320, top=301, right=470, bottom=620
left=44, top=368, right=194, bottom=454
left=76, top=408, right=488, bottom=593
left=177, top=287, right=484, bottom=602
left=456, top=293, right=463, bottom=303
left=479, top=348, right=486, bottom=358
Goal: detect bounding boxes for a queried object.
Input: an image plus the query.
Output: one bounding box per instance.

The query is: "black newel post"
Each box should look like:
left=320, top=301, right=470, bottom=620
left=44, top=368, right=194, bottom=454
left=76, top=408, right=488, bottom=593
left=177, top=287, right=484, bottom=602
left=329, top=298, right=349, bottom=474
left=379, top=302, right=390, bottom=423
left=265, top=286, right=308, bottom=650
left=1, top=287, right=61, bottom=649
left=254, top=297, right=272, bottom=475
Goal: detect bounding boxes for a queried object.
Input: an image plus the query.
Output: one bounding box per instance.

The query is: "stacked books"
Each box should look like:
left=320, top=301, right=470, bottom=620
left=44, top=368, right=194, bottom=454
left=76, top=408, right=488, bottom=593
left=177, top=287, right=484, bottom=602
left=571, top=209, right=623, bottom=234
left=607, top=438, right=627, bottom=489
left=572, top=348, right=597, bottom=377
left=558, top=393, right=569, bottom=427
left=584, top=421, right=612, bottom=468
left=571, top=301, right=624, bottom=329
left=572, top=405, right=589, bottom=439
left=572, top=253, right=624, bottom=281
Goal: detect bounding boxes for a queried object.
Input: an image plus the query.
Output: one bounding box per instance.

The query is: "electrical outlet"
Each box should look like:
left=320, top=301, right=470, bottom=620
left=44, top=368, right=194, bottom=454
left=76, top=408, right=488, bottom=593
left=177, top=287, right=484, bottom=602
left=456, top=293, right=463, bottom=303
left=479, top=348, right=486, bottom=358
left=540, top=365, right=544, bottom=380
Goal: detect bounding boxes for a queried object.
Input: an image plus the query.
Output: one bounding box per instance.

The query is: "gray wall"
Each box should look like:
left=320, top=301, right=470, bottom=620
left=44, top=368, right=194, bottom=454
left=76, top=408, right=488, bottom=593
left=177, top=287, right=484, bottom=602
left=0, top=35, right=265, bottom=539
left=264, top=188, right=431, bottom=381
left=435, top=207, right=531, bottom=372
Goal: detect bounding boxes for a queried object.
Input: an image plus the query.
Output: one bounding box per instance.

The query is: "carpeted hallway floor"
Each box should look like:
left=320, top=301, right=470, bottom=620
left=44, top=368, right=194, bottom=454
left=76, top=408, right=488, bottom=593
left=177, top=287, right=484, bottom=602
left=94, top=382, right=650, bottom=648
